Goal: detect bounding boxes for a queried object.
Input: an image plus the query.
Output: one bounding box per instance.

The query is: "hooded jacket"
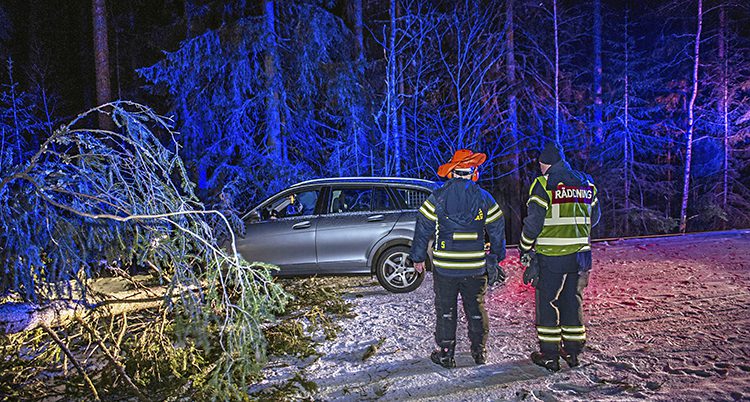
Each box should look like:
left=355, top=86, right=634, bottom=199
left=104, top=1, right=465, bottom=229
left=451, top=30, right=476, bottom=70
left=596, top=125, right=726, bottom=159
left=410, top=178, right=506, bottom=277
left=519, top=161, right=601, bottom=261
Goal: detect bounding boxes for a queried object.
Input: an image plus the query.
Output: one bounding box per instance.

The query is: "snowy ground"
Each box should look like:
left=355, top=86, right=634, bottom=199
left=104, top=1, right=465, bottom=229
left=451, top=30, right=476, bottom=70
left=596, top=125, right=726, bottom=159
left=253, top=230, right=750, bottom=401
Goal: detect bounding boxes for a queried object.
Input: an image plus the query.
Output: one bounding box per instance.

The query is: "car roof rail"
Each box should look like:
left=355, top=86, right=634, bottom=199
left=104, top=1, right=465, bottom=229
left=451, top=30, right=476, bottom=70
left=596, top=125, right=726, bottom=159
left=290, top=176, right=438, bottom=188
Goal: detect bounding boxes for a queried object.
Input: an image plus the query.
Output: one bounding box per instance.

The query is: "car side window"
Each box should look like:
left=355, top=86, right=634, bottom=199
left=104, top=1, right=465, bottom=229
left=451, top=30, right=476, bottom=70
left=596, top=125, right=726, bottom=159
left=396, top=188, right=430, bottom=210
left=329, top=187, right=372, bottom=213
left=264, top=190, right=319, bottom=220
left=372, top=187, right=398, bottom=211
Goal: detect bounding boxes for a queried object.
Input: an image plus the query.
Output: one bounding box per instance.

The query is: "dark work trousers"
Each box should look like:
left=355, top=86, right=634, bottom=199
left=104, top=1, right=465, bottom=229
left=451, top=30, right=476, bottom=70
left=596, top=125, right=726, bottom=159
left=433, top=271, right=489, bottom=352
left=535, top=254, right=586, bottom=357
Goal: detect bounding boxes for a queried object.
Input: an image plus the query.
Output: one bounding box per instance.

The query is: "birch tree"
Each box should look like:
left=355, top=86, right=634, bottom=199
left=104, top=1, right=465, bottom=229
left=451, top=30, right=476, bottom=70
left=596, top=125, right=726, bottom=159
left=679, top=0, right=702, bottom=233
left=689, top=1, right=750, bottom=229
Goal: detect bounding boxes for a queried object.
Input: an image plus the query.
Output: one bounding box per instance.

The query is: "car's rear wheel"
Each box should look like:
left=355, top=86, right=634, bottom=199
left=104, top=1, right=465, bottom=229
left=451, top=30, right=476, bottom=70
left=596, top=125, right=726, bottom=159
left=375, top=245, right=424, bottom=293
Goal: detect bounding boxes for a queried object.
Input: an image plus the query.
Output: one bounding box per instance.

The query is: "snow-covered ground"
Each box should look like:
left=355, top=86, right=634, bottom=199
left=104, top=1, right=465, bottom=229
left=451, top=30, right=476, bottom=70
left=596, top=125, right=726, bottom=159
left=254, top=230, right=750, bottom=401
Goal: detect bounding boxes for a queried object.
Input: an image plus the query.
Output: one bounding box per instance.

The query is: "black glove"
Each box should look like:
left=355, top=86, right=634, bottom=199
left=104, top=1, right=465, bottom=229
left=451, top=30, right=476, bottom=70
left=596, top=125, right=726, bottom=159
left=521, top=250, right=539, bottom=287
left=485, top=253, right=506, bottom=286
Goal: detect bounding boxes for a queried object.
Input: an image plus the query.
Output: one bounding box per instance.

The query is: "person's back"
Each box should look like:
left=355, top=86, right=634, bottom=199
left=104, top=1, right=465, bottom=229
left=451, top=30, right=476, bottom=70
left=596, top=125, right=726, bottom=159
left=531, top=160, right=598, bottom=260
left=519, top=142, right=600, bottom=372
left=428, top=178, right=502, bottom=275
left=410, top=149, right=506, bottom=368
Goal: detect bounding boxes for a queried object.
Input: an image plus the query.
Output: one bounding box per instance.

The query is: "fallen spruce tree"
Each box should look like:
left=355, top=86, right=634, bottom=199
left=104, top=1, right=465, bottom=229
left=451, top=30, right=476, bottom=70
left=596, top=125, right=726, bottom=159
left=0, top=101, right=289, bottom=400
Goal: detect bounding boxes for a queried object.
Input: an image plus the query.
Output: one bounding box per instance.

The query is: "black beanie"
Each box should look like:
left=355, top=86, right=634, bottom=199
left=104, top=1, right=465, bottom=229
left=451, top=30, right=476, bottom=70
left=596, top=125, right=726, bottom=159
left=539, top=142, right=564, bottom=165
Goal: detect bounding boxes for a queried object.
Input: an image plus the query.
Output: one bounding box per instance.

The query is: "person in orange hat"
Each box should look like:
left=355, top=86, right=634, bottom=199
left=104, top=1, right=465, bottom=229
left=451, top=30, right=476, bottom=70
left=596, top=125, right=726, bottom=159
left=410, top=149, right=506, bottom=368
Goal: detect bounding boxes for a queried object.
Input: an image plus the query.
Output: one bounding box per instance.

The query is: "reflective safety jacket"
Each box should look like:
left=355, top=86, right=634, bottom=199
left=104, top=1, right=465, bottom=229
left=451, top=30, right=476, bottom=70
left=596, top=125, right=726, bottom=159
left=519, top=161, right=601, bottom=257
left=410, top=178, right=506, bottom=276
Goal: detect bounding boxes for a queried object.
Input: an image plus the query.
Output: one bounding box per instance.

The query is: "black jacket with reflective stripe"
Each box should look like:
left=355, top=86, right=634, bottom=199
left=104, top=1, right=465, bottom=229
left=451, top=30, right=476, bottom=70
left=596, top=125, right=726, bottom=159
left=410, top=178, right=506, bottom=276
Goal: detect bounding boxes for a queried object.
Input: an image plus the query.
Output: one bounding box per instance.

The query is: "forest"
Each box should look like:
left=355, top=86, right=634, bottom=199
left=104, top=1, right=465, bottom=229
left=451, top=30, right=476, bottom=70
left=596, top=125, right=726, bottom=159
left=0, top=0, right=749, bottom=399
left=3, top=0, right=750, bottom=239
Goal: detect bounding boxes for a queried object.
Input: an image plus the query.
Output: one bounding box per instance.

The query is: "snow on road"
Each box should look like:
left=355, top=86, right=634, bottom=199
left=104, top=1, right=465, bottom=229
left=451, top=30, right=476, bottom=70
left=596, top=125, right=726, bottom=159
left=255, top=230, right=750, bottom=401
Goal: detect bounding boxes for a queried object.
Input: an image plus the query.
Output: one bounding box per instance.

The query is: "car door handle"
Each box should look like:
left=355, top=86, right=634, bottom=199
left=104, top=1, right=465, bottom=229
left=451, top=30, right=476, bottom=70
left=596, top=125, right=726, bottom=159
left=292, top=221, right=311, bottom=230
left=367, top=214, right=385, bottom=222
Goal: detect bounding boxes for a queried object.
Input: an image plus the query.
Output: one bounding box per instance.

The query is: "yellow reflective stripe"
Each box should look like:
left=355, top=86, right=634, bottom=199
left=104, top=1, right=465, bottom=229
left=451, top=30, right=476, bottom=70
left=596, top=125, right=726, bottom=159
left=545, top=217, right=591, bottom=226
left=433, top=250, right=486, bottom=259
left=538, top=335, right=562, bottom=343
left=530, top=176, right=548, bottom=196
left=562, top=334, right=586, bottom=341
left=487, top=204, right=500, bottom=215
left=580, top=245, right=591, bottom=251
left=537, top=326, right=562, bottom=334
left=433, top=259, right=486, bottom=269
left=528, top=195, right=548, bottom=209
left=592, top=197, right=599, bottom=206
left=536, top=237, right=590, bottom=246
left=453, top=232, right=478, bottom=240
left=561, top=325, right=586, bottom=332
left=419, top=206, right=437, bottom=221
left=519, top=242, right=533, bottom=251
left=486, top=209, right=503, bottom=223
left=521, top=233, right=535, bottom=246
left=423, top=200, right=436, bottom=212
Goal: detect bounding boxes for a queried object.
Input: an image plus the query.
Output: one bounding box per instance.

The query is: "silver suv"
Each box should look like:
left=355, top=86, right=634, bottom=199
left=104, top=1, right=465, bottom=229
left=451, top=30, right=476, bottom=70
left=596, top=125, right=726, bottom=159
left=238, top=177, right=439, bottom=293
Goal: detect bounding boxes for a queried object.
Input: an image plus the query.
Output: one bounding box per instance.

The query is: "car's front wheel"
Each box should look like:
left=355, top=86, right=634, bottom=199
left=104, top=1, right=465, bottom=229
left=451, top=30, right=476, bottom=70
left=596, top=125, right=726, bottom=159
left=375, top=245, right=424, bottom=293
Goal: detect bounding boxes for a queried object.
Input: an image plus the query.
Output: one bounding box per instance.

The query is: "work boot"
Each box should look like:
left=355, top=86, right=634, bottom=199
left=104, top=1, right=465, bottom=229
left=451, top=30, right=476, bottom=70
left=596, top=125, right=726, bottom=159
left=531, top=351, right=560, bottom=372
left=560, top=349, right=580, bottom=368
left=471, top=347, right=486, bottom=365
left=430, top=346, right=456, bottom=368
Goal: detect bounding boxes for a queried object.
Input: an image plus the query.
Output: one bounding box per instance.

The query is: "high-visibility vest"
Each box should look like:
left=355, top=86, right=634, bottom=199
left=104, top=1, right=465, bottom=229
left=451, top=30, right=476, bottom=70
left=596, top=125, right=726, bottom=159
left=527, top=175, right=597, bottom=256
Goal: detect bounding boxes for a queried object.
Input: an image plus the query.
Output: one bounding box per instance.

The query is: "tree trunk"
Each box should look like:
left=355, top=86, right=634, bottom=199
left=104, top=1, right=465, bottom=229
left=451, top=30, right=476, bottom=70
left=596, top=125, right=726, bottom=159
left=623, top=3, right=631, bottom=235
left=398, top=46, right=406, bottom=175
left=391, top=0, right=406, bottom=176
left=593, top=0, right=603, bottom=143
left=353, top=0, right=365, bottom=175
left=264, top=0, right=283, bottom=162
left=679, top=0, right=702, bottom=233
left=92, top=0, right=113, bottom=130
left=553, top=0, right=560, bottom=143
left=0, top=276, right=175, bottom=335
left=385, top=0, right=398, bottom=175
left=506, top=0, right=522, bottom=242
left=412, top=15, right=426, bottom=171
left=720, top=5, right=729, bottom=228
